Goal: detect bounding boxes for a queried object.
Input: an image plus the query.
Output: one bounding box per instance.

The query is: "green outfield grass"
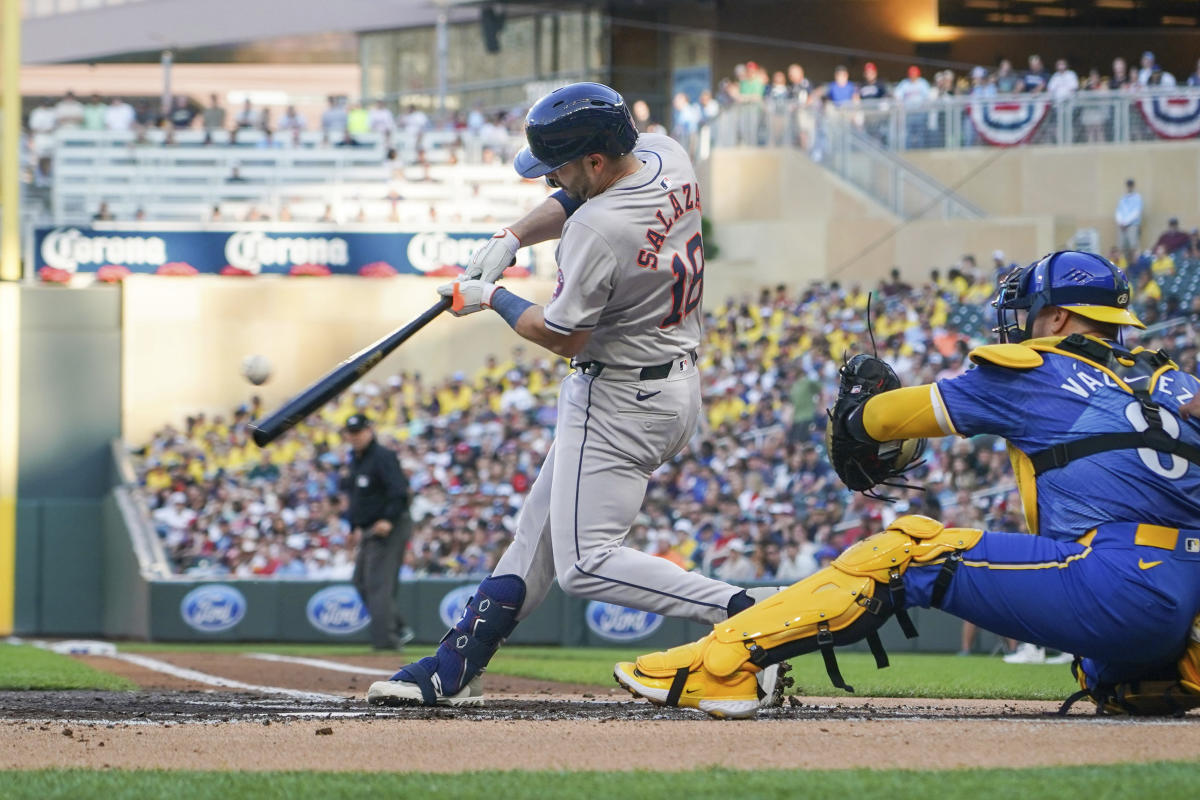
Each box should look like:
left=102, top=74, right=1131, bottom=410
left=4, top=763, right=1198, bottom=800
left=112, top=642, right=1078, bottom=700
left=0, top=644, right=135, bottom=691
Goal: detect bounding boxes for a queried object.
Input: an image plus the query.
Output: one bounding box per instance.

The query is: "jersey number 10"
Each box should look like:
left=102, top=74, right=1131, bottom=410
left=660, top=232, right=705, bottom=328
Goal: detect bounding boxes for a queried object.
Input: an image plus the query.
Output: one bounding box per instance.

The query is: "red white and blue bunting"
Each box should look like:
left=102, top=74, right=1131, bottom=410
left=967, top=99, right=1051, bottom=146
left=1136, top=94, right=1200, bottom=140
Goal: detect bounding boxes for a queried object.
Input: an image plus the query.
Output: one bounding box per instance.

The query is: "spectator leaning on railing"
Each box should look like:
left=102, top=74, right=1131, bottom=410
left=1109, top=57, right=1132, bottom=89
left=1022, top=54, right=1050, bottom=93
left=994, top=59, right=1021, bottom=93
left=1138, top=51, right=1176, bottom=87
left=278, top=105, right=307, bottom=134
left=322, top=96, right=348, bottom=134
left=858, top=62, right=887, bottom=101
left=82, top=94, right=106, bottom=131
left=368, top=100, right=396, bottom=137
left=202, top=94, right=226, bottom=131
left=894, top=66, right=932, bottom=148
left=55, top=90, right=85, bottom=129
left=823, top=65, right=858, bottom=107
left=1046, top=59, right=1079, bottom=101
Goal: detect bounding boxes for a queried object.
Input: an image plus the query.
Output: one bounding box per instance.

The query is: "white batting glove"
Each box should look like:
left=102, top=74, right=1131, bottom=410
left=465, top=228, right=521, bottom=283
left=438, top=279, right=498, bottom=317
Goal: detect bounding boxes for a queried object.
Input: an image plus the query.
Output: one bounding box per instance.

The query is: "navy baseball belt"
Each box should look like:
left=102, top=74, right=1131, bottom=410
left=573, top=351, right=697, bottom=381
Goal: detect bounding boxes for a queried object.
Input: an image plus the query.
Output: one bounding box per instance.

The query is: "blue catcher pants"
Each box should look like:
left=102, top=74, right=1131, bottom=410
left=903, top=523, right=1200, bottom=684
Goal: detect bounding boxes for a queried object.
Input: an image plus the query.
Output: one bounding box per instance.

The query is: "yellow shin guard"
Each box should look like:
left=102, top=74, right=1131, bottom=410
left=635, top=515, right=982, bottom=693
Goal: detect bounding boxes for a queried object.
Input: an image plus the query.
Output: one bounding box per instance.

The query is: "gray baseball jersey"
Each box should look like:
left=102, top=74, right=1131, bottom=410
left=490, top=132, right=746, bottom=627
left=544, top=133, right=704, bottom=366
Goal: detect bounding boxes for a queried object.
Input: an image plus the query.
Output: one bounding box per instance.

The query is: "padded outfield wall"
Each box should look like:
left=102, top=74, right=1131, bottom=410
left=14, top=286, right=121, bottom=636
left=136, top=577, right=974, bottom=653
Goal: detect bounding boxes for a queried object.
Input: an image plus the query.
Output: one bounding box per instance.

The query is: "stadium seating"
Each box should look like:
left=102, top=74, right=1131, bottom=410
left=50, top=129, right=545, bottom=225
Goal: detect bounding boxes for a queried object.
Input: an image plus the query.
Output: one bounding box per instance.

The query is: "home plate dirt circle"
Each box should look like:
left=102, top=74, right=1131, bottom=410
left=0, top=650, right=1195, bottom=773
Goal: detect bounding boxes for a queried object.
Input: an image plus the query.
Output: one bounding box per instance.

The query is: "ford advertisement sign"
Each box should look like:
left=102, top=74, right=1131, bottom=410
left=584, top=601, right=664, bottom=642
left=305, top=585, right=371, bottom=635
left=438, top=585, right=477, bottom=629
left=180, top=584, right=247, bottom=633
left=34, top=227, right=535, bottom=275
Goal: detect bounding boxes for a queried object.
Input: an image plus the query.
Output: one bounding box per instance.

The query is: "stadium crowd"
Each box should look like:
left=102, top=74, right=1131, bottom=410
left=671, top=50, right=1200, bottom=151
left=27, top=48, right=1200, bottom=189
left=23, top=50, right=1200, bottom=225
left=20, top=90, right=529, bottom=207
left=134, top=259, right=1200, bottom=582
left=24, top=92, right=524, bottom=157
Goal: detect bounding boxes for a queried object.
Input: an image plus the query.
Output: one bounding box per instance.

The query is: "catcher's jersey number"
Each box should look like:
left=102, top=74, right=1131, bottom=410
left=1125, top=401, right=1190, bottom=479
left=659, top=232, right=704, bottom=329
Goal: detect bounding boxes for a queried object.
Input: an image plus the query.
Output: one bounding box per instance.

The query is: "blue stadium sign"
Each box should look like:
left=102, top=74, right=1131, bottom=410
left=180, top=584, right=247, bottom=633
left=305, top=585, right=371, bottom=635
left=33, top=226, right=534, bottom=275
left=584, top=601, right=664, bottom=642
left=438, top=585, right=477, bottom=629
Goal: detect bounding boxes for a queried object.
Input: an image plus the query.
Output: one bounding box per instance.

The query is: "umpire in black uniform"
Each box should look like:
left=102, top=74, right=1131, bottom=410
left=342, top=414, right=414, bottom=650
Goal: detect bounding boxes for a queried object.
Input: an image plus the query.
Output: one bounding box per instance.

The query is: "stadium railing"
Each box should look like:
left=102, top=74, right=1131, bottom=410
left=706, top=86, right=1200, bottom=154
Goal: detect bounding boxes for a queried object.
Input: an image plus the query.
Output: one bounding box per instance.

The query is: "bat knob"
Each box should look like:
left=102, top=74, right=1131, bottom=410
left=250, top=425, right=271, bottom=448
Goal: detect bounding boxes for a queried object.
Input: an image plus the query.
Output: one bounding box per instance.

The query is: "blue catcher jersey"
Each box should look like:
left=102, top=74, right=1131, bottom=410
left=934, top=336, right=1200, bottom=541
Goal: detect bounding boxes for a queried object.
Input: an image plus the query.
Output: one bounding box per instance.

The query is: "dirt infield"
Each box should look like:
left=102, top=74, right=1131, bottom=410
left=0, top=650, right=1196, bottom=772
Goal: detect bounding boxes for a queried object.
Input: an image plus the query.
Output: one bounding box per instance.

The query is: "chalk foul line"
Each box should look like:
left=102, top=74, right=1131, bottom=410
left=112, top=652, right=346, bottom=702
left=244, top=652, right=394, bottom=677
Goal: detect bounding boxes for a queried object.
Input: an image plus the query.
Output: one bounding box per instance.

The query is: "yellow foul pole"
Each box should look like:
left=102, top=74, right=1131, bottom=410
left=0, top=0, right=21, bottom=635
left=0, top=284, right=17, bottom=636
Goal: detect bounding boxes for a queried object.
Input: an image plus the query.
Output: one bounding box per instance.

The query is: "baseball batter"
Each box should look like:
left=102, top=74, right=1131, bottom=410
left=367, top=82, right=784, bottom=708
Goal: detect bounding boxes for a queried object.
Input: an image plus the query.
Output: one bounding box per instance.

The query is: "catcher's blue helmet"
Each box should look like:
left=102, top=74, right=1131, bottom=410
left=514, top=82, right=638, bottom=179
left=993, top=250, right=1145, bottom=343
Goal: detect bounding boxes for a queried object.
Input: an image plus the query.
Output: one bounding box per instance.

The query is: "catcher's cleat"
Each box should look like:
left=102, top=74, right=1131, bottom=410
left=366, top=675, right=484, bottom=708
left=1060, top=622, right=1200, bottom=716
left=755, top=661, right=793, bottom=708
left=614, top=660, right=761, bottom=720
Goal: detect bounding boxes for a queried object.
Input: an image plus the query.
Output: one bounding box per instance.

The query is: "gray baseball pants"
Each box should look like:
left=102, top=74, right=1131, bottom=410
left=493, top=358, right=741, bottom=625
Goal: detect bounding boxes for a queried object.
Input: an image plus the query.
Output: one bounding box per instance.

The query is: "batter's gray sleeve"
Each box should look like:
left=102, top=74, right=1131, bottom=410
left=544, top=220, right=618, bottom=334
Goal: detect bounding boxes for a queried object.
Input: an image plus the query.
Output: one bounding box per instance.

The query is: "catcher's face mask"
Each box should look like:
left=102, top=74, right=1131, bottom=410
left=993, top=265, right=1031, bottom=343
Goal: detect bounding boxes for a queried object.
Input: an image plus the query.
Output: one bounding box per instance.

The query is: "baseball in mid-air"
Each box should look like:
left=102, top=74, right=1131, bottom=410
left=241, top=354, right=272, bottom=386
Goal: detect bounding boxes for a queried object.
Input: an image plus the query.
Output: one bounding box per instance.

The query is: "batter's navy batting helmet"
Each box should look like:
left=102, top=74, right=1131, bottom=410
left=514, top=82, right=638, bottom=179
left=994, top=250, right=1145, bottom=343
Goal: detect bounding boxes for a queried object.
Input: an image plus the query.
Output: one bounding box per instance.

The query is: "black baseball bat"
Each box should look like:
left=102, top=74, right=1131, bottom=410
left=250, top=296, right=452, bottom=447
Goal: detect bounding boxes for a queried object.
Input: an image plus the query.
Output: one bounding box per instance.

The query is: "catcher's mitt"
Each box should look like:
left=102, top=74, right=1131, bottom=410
left=825, top=354, right=926, bottom=497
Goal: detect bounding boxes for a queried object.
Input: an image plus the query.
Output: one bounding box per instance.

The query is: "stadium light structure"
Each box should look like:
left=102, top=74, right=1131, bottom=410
left=1, top=0, right=20, bottom=282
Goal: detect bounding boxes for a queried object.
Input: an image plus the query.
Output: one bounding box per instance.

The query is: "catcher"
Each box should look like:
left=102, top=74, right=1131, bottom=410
left=616, top=250, right=1200, bottom=718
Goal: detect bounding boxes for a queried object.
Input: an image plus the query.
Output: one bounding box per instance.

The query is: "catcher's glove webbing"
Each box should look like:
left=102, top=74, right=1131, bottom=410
left=826, top=354, right=926, bottom=499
